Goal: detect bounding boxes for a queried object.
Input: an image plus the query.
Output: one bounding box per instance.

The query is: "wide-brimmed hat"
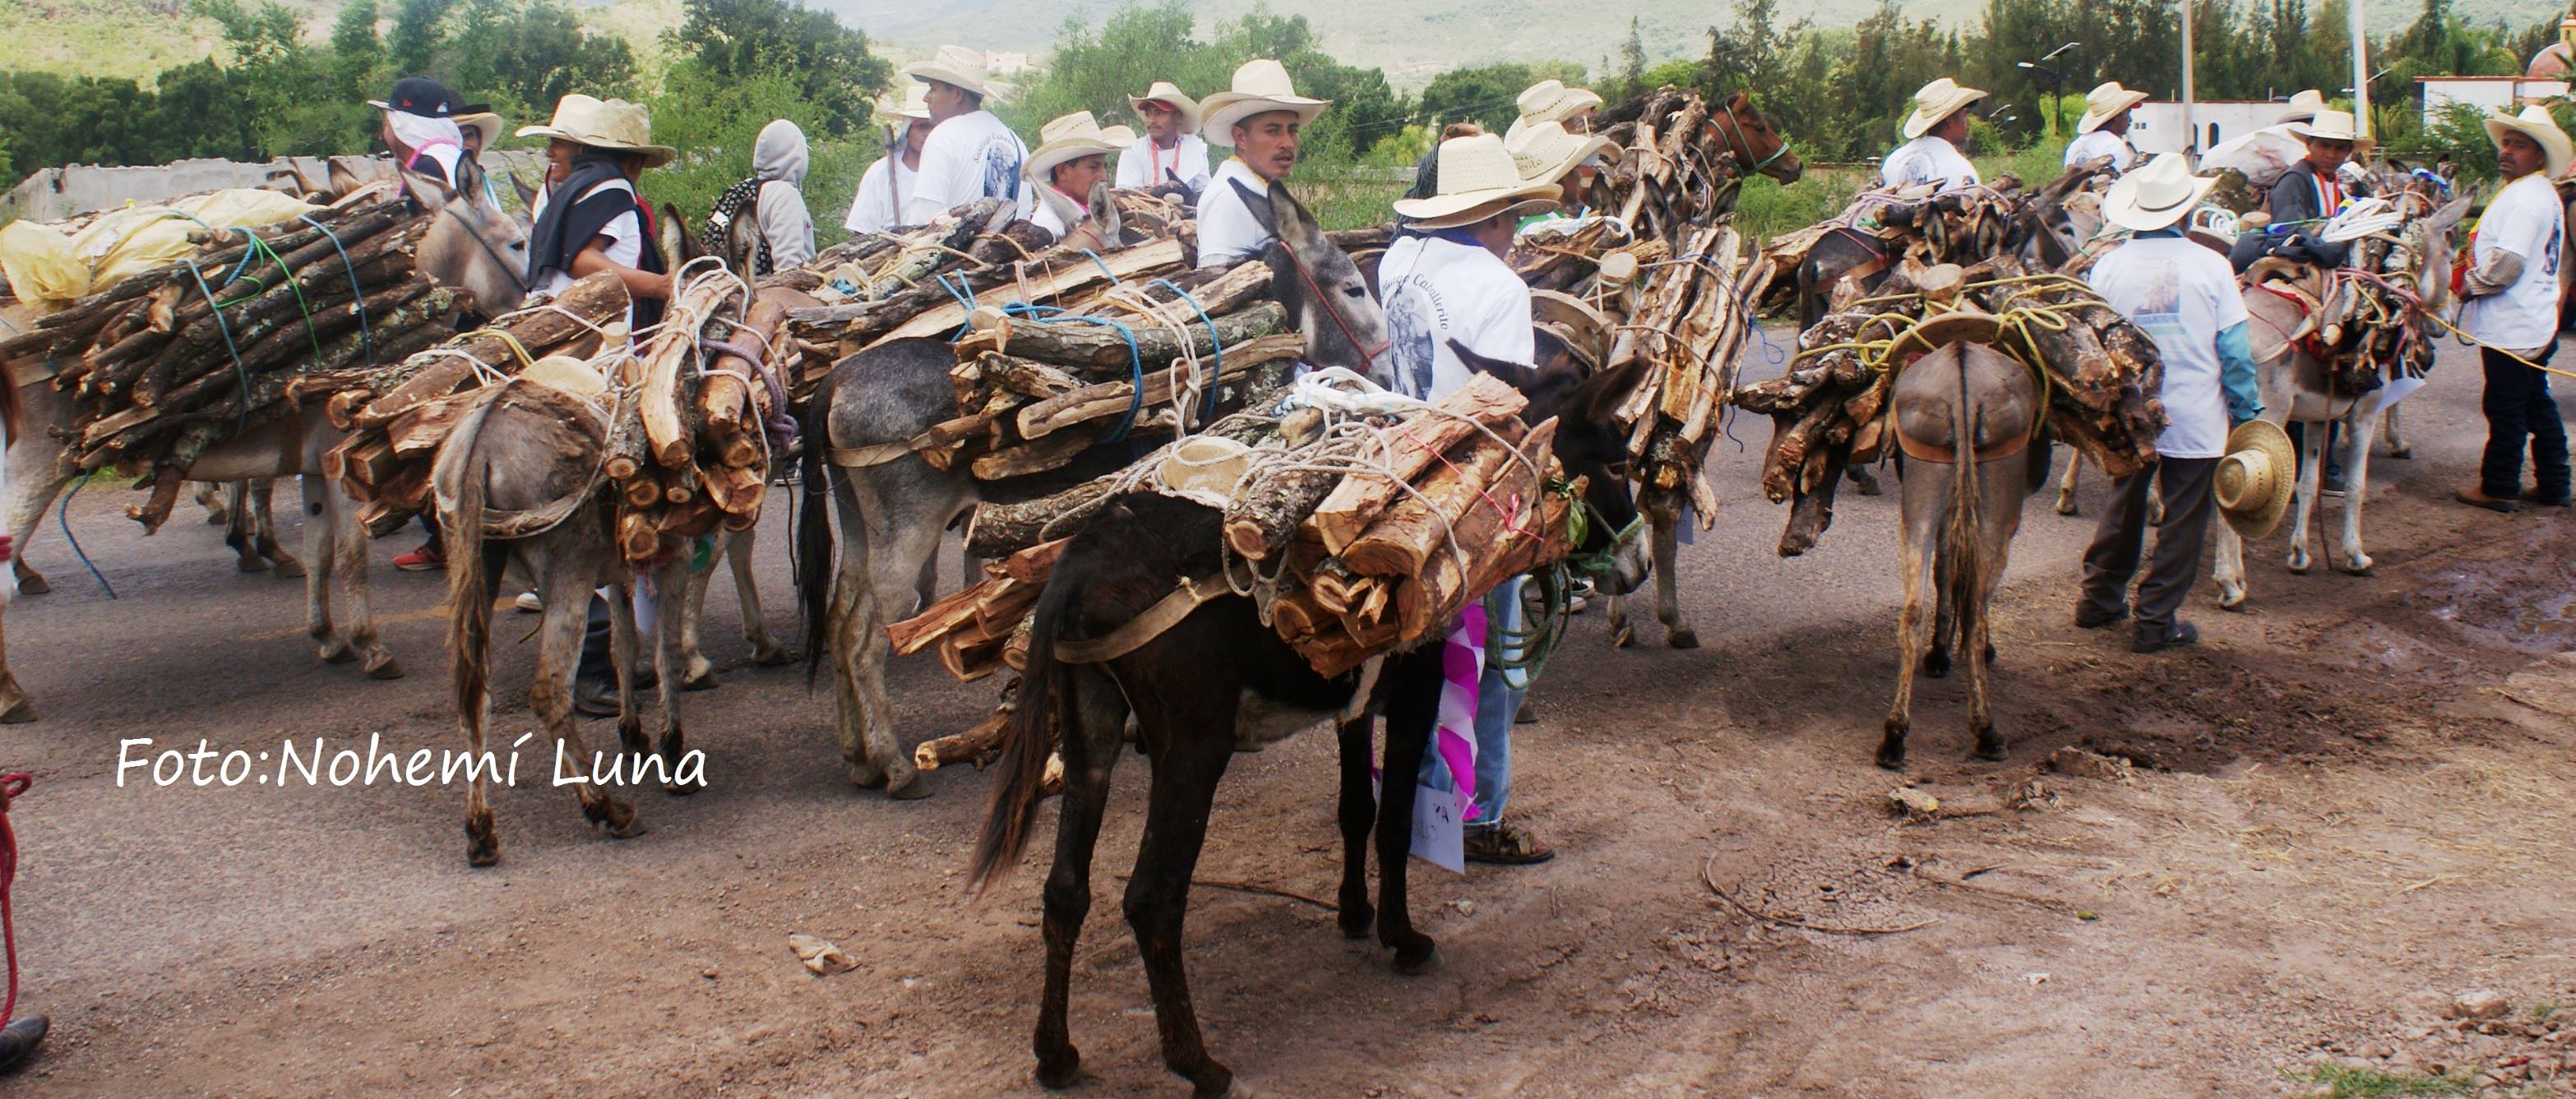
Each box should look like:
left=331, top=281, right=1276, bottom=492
left=1130, top=81, right=1201, bottom=134
left=2077, top=81, right=2148, bottom=136
left=2287, top=110, right=2361, bottom=143
left=2484, top=104, right=2574, bottom=178
left=2102, top=152, right=2217, bottom=232
left=905, top=45, right=1001, bottom=100
left=451, top=109, right=503, bottom=150
left=2275, top=90, right=2329, bottom=125
left=1392, top=133, right=1561, bottom=230
left=1504, top=79, right=1604, bottom=144
left=1507, top=120, right=1616, bottom=186
left=2215, top=419, right=2296, bottom=539
left=1902, top=77, right=1986, bottom=141
left=369, top=76, right=462, bottom=119
left=1201, top=59, right=1330, bottom=136
left=1025, top=112, right=1123, bottom=184
left=516, top=94, right=676, bottom=167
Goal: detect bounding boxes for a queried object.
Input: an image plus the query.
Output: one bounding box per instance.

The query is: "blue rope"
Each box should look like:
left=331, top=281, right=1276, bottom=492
left=1149, top=279, right=1225, bottom=423
left=1004, top=304, right=1148, bottom=441
left=1078, top=248, right=1122, bottom=285
left=935, top=274, right=980, bottom=339
left=1750, top=318, right=1787, bottom=365
left=298, top=214, right=373, bottom=365
left=53, top=477, right=117, bottom=599
left=178, top=258, right=254, bottom=434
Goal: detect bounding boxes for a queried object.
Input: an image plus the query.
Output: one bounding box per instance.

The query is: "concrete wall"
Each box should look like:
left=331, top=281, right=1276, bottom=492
left=2130, top=102, right=2284, bottom=156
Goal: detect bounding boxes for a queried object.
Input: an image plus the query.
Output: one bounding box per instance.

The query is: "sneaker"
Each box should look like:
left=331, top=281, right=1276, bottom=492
left=393, top=544, right=443, bottom=571
left=2132, top=621, right=2200, bottom=654
left=514, top=591, right=543, bottom=614
left=1463, top=820, right=1555, bottom=865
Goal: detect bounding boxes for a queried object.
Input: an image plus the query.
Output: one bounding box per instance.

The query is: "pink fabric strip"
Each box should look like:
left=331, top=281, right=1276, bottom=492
left=1436, top=606, right=1486, bottom=822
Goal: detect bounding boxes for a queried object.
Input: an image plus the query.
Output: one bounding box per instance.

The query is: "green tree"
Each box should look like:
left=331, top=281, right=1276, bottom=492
left=386, top=0, right=454, bottom=75
left=667, top=0, right=891, bottom=137
left=1418, top=62, right=1585, bottom=134
left=331, top=0, right=384, bottom=102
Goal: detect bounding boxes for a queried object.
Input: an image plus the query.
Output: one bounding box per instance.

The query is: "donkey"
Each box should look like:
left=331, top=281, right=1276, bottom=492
left=967, top=338, right=1649, bottom=1098
left=1877, top=338, right=2052, bottom=769
left=0, top=159, right=530, bottom=681
left=2212, top=190, right=2468, bottom=607
left=793, top=178, right=1384, bottom=798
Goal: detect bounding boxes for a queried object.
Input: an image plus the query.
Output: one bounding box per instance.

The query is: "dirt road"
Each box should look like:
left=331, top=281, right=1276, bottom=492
left=2, top=331, right=2571, bottom=1097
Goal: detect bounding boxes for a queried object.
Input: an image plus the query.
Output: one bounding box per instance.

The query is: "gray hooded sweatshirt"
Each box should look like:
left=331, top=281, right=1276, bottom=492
left=754, top=119, right=816, bottom=270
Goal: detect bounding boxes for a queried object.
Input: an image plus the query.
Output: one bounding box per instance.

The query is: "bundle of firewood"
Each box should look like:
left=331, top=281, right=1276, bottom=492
left=1736, top=256, right=2165, bottom=556
left=1590, top=86, right=1764, bottom=248
left=0, top=196, right=465, bottom=529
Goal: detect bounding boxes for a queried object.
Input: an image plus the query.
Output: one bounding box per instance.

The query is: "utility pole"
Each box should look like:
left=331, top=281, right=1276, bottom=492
left=2349, top=0, right=2371, bottom=141
left=2181, top=0, right=2197, bottom=159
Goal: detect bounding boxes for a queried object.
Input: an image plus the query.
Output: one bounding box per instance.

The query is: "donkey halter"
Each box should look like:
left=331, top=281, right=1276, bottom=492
left=1276, top=239, right=1389, bottom=375
left=1709, top=99, right=1792, bottom=177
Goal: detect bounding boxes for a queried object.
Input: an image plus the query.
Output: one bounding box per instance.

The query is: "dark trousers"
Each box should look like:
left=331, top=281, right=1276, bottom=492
left=2080, top=457, right=2218, bottom=632
left=578, top=593, right=613, bottom=685
left=2479, top=344, right=2571, bottom=501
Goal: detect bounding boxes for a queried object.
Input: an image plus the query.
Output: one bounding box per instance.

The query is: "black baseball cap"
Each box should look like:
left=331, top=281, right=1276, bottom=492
left=370, top=76, right=463, bottom=118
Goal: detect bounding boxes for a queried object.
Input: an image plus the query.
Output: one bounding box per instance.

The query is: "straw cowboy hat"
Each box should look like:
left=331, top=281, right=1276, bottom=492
left=904, top=45, right=1003, bottom=100
left=1130, top=81, right=1201, bottom=134
left=1505, top=79, right=1604, bottom=144
left=2101, top=153, right=2217, bottom=232
left=1025, top=112, right=1124, bottom=183
left=2076, top=81, right=2149, bottom=136
left=2287, top=109, right=2361, bottom=143
left=1393, top=133, right=1561, bottom=230
left=2484, top=104, right=2574, bottom=178
left=1200, top=59, right=1330, bottom=136
left=2215, top=419, right=2296, bottom=539
left=451, top=109, right=503, bottom=150
left=516, top=94, right=675, bottom=167
left=1902, top=77, right=1987, bottom=141
left=1507, top=120, right=1616, bottom=186
left=2275, top=89, right=2329, bottom=125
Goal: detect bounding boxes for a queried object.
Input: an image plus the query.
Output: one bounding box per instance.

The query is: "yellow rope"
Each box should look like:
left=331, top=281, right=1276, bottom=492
left=2421, top=309, right=2576, bottom=382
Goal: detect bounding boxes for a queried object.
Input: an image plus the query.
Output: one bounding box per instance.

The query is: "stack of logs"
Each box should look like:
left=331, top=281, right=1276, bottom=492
left=599, top=277, right=812, bottom=562
left=0, top=196, right=463, bottom=530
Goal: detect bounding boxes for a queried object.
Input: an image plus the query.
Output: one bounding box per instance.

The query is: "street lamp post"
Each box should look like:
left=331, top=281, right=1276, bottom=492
left=2017, top=42, right=2078, bottom=139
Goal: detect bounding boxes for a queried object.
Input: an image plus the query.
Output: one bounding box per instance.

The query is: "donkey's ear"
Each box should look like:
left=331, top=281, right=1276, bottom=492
left=1264, top=178, right=1324, bottom=249
left=1087, top=180, right=1123, bottom=241
left=1447, top=337, right=1546, bottom=395
left=452, top=157, right=488, bottom=206
left=510, top=172, right=539, bottom=212
left=2432, top=195, right=2472, bottom=233
left=1229, top=178, right=1279, bottom=238
left=1575, top=354, right=1650, bottom=427
left=660, top=201, right=697, bottom=266
left=396, top=162, right=452, bottom=212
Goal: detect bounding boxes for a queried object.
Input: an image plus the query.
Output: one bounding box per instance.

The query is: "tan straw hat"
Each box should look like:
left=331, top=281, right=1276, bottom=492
left=1025, top=111, right=1124, bottom=184
left=2215, top=419, right=2296, bottom=539
left=451, top=111, right=503, bottom=150
left=904, top=45, right=1002, bottom=100
left=1130, top=81, right=1201, bottom=134
left=2102, top=152, right=2217, bottom=232
left=2484, top=104, right=2574, bottom=178
left=1505, top=79, right=1604, bottom=144
left=2287, top=109, right=2361, bottom=143
left=515, top=94, right=675, bottom=167
left=1393, top=133, right=1561, bottom=229
left=2275, top=89, right=2329, bottom=125
left=1201, top=59, right=1330, bottom=136
left=1902, top=77, right=1987, bottom=141
left=1508, top=120, right=1616, bottom=186
left=2077, top=81, right=2148, bottom=136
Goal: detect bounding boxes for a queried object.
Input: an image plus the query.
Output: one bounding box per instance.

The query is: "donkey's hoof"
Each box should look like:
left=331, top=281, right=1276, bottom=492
left=465, top=815, right=499, bottom=867
left=2344, top=556, right=2375, bottom=577
left=1390, top=939, right=1442, bottom=977
left=1034, top=1044, right=1083, bottom=1089
left=1850, top=471, right=1883, bottom=496
left=749, top=644, right=794, bottom=667
left=681, top=667, right=719, bottom=692
left=595, top=800, right=646, bottom=839
left=236, top=556, right=271, bottom=574
left=2286, top=552, right=2314, bottom=575
left=2388, top=445, right=2413, bottom=459
left=14, top=573, right=48, bottom=596
left=1922, top=648, right=1952, bottom=679
left=1972, top=735, right=2009, bottom=763
left=886, top=771, right=932, bottom=801
left=1875, top=723, right=1908, bottom=771
left=364, top=652, right=405, bottom=680
left=1338, top=904, right=1376, bottom=940
left=0, top=696, right=37, bottom=725
left=1667, top=627, right=1700, bottom=650
left=2055, top=496, right=2079, bottom=516
left=319, top=641, right=358, bottom=665
left=273, top=558, right=306, bottom=579
left=1609, top=620, right=1635, bottom=649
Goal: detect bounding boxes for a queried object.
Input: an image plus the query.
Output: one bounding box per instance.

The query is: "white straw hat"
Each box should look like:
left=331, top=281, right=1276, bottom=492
left=1392, top=133, right=1561, bottom=229
left=452, top=111, right=504, bottom=151
left=2102, top=152, right=2217, bottom=232
left=904, top=45, right=1001, bottom=100
left=1902, top=77, right=1987, bottom=141
left=1505, top=79, right=1604, bottom=144
left=2287, top=110, right=2361, bottom=143
left=2275, top=90, right=2328, bottom=125
left=2216, top=420, right=2296, bottom=539
left=1507, top=120, right=1616, bottom=186
left=1201, top=59, right=1330, bottom=136
left=2076, top=81, right=2148, bottom=136
left=515, top=94, right=675, bottom=167
left=2484, top=104, right=2574, bottom=178
left=1130, top=81, right=1201, bottom=134
left=1025, top=111, right=1123, bottom=184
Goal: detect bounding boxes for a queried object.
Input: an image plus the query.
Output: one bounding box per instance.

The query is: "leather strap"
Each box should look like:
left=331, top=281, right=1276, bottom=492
left=1054, top=576, right=1228, bottom=664
left=1894, top=423, right=2033, bottom=465
left=830, top=442, right=914, bottom=468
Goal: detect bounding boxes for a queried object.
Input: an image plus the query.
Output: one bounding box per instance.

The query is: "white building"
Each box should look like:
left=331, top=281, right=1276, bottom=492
left=2126, top=101, right=2287, bottom=156
left=2416, top=76, right=2569, bottom=125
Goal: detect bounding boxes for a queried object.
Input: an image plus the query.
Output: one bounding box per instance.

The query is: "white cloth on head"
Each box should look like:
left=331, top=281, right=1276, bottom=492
left=1376, top=233, right=1533, bottom=401
left=752, top=120, right=815, bottom=270
left=1880, top=135, right=1980, bottom=190
left=2063, top=128, right=2135, bottom=173
left=1116, top=133, right=1211, bottom=192
left=1194, top=158, right=1275, bottom=269
left=904, top=109, right=1031, bottom=226
left=2461, top=171, right=2565, bottom=351
left=386, top=110, right=466, bottom=187
left=2087, top=235, right=2250, bottom=459
left=845, top=154, right=916, bottom=234
left=528, top=178, right=643, bottom=329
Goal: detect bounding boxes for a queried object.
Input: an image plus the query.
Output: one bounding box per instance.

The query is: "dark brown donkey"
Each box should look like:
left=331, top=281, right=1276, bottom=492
left=969, top=335, right=1649, bottom=1098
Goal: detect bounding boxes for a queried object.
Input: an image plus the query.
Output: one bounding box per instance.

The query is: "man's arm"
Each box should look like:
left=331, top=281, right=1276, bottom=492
left=2459, top=246, right=2527, bottom=299
left=568, top=238, right=671, bottom=302
left=2214, top=321, right=2264, bottom=426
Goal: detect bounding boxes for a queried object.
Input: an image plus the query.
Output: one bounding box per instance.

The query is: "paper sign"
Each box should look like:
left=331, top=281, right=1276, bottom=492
left=2363, top=376, right=2429, bottom=419
left=1410, top=781, right=1464, bottom=873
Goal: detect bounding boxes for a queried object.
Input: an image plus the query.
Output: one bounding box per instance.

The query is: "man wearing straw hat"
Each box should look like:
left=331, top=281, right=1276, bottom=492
left=900, top=46, right=1031, bottom=226
left=847, top=85, right=934, bottom=235
left=2079, top=154, right=2268, bottom=653
left=1025, top=111, right=1126, bottom=247
left=1195, top=59, right=1330, bottom=269
left=2064, top=81, right=2146, bottom=173
left=1506, top=119, right=1614, bottom=235
left=2454, top=104, right=2573, bottom=512
left=516, top=93, right=676, bottom=331
left=1504, top=78, right=1603, bottom=145
left=1881, top=77, right=1985, bottom=190
left=2241, top=109, right=2361, bottom=270
left=1377, top=134, right=1565, bottom=863
left=1117, top=81, right=1212, bottom=194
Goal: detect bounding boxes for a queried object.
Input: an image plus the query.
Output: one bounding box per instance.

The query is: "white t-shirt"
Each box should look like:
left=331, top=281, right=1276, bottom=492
left=1030, top=184, right=1085, bottom=242
left=1377, top=233, right=1534, bottom=401
left=1881, top=136, right=1981, bottom=190
left=1196, top=159, right=1276, bottom=269
left=904, top=110, right=1031, bottom=227
left=2088, top=235, right=2250, bottom=459
left=844, top=155, right=915, bottom=234
left=2462, top=171, right=2565, bottom=350
left=529, top=177, right=644, bottom=330
left=2064, top=129, right=2135, bottom=173
left=1116, top=133, right=1212, bottom=192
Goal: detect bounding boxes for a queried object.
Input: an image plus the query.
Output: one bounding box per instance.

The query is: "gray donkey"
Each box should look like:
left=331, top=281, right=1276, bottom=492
left=794, top=178, right=1391, bottom=798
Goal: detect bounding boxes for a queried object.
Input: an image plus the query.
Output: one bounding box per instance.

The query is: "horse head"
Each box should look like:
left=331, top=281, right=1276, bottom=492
left=1444, top=333, right=1650, bottom=595
left=1708, top=90, right=1803, bottom=185
left=404, top=159, right=531, bottom=316
left=1234, top=178, right=1392, bottom=386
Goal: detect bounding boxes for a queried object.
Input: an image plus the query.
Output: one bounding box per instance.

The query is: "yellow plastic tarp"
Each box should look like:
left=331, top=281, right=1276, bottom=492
left=0, top=188, right=318, bottom=312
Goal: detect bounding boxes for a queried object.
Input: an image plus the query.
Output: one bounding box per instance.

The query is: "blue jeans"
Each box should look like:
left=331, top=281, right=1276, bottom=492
left=1417, top=577, right=1526, bottom=825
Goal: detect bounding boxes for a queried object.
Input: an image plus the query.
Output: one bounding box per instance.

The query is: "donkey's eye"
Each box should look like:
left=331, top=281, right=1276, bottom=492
left=1343, top=285, right=1367, bottom=299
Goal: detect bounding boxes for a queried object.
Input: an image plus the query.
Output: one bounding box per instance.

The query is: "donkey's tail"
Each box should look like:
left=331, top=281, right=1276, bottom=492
left=793, top=376, right=836, bottom=690
left=1944, top=351, right=1986, bottom=654
left=969, top=563, right=1077, bottom=890
left=441, top=396, right=502, bottom=754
